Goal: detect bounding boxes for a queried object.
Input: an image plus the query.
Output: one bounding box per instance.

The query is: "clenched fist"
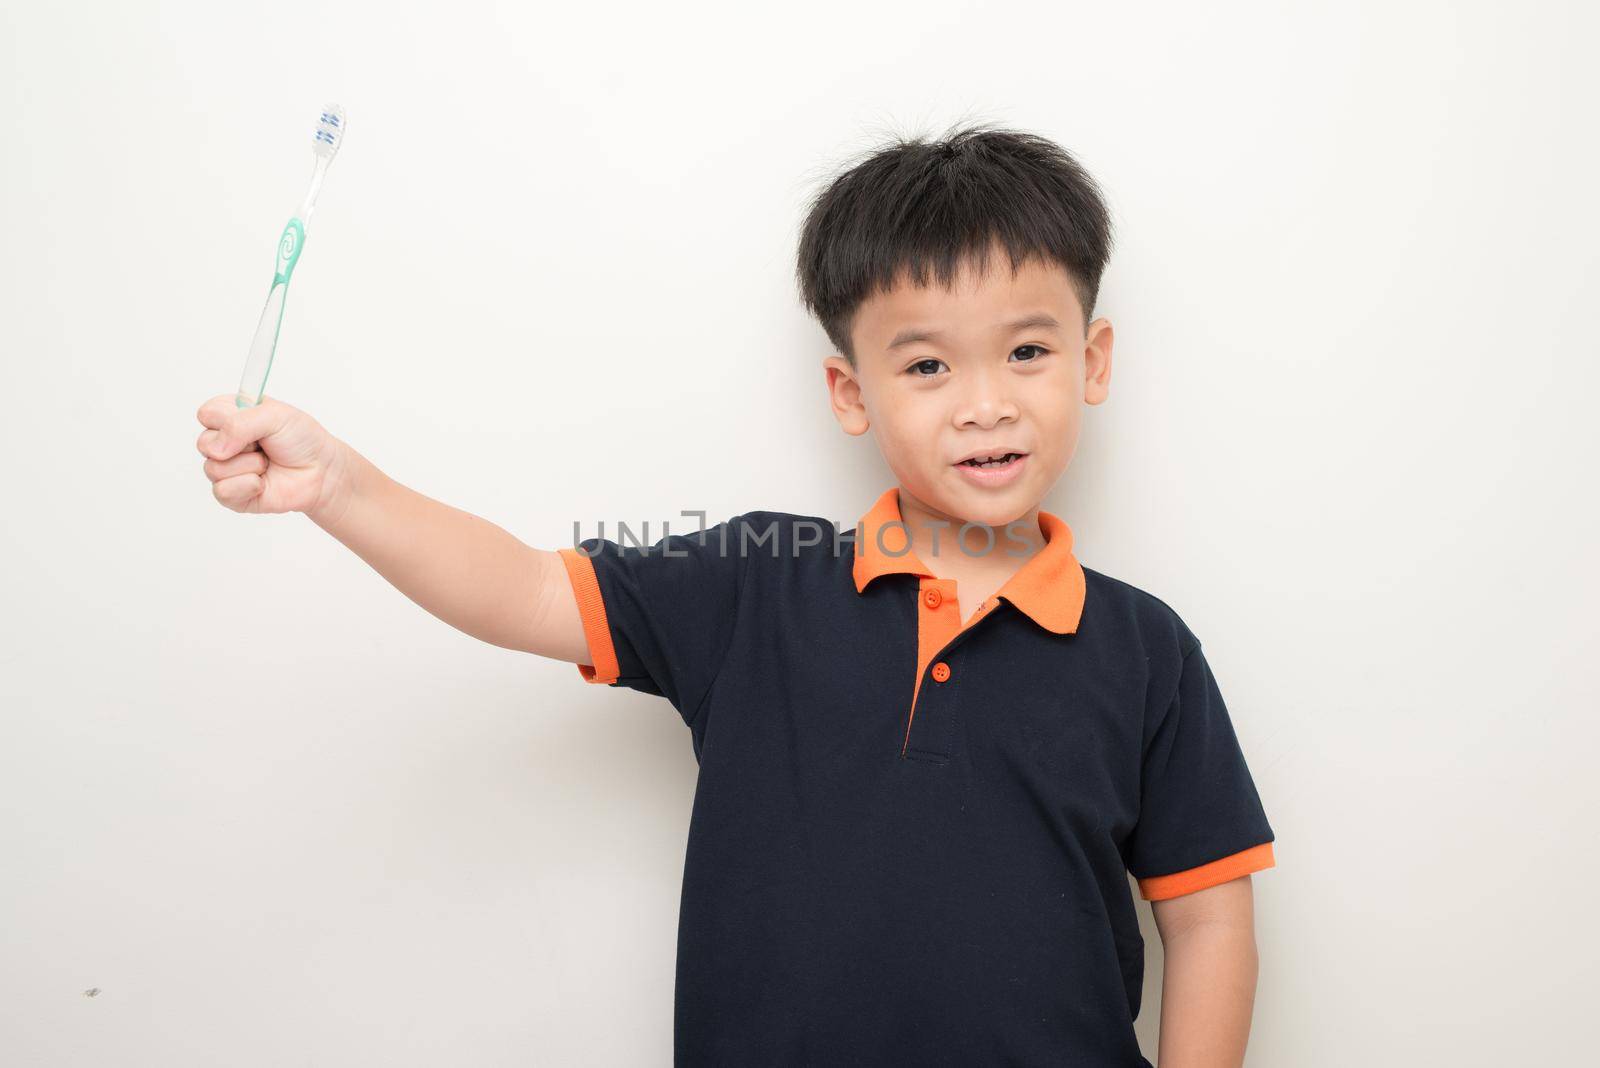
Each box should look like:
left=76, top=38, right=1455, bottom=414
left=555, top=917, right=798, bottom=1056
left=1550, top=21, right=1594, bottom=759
left=195, top=395, right=349, bottom=520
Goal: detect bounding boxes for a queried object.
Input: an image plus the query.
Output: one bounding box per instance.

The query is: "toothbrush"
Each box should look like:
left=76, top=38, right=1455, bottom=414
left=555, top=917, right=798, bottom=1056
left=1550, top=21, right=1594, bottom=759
left=236, top=103, right=347, bottom=411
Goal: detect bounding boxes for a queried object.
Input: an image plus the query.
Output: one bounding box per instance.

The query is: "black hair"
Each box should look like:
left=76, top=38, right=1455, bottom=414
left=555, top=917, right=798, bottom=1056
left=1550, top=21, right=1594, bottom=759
left=795, top=120, right=1115, bottom=366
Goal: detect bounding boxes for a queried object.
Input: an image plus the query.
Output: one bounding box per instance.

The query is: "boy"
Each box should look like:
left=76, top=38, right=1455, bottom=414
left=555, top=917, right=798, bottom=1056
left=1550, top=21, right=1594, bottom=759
left=197, top=123, right=1276, bottom=1067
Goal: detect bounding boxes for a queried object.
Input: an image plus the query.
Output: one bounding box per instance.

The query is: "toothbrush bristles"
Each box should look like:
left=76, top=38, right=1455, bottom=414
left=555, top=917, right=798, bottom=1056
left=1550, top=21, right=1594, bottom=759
left=312, top=103, right=346, bottom=159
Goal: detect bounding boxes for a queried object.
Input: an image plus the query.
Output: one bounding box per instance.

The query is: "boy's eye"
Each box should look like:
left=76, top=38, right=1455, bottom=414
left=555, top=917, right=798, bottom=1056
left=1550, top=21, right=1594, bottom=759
left=907, top=346, right=1047, bottom=376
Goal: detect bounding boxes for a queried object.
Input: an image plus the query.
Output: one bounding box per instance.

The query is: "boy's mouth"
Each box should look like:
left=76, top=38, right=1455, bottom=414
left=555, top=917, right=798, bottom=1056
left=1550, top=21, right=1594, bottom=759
left=956, top=451, right=1026, bottom=469
left=953, top=450, right=1030, bottom=487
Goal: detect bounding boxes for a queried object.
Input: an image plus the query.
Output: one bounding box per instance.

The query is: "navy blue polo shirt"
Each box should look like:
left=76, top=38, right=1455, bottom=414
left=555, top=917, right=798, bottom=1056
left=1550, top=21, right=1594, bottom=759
left=558, top=486, right=1276, bottom=1067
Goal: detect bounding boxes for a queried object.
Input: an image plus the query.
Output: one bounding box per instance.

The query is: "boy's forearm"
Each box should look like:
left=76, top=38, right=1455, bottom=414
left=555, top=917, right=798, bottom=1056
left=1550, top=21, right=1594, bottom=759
left=308, top=440, right=557, bottom=654
left=1155, top=920, right=1259, bottom=1068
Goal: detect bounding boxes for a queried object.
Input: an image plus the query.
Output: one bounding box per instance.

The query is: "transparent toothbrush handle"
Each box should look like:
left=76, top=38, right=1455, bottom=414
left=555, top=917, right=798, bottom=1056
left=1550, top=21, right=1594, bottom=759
left=233, top=283, right=288, bottom=453
left=239, top=281, right=288, bottom=405
left=235, top=217, right=306, bottom=454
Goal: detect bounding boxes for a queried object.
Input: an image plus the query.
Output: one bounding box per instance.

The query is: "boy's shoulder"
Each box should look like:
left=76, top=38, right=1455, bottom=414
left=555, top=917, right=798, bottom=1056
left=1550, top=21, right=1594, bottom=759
left=1080, top=565, right=1204, bottom=658
left=732, top=506, right=844, bottom=529
left=712, top=507, right=856, bottom=556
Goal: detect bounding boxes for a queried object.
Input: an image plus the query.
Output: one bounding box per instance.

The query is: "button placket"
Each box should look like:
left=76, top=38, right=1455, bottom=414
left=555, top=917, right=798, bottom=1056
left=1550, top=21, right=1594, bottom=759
left=904, top=643, right=972, bottom=761
left=903, top=578, right=994, bottom=761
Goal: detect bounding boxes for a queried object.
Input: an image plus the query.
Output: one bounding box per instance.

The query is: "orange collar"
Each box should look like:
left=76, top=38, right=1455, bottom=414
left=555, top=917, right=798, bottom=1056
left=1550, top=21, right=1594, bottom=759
left=850, top=486, right=1087, bottom=634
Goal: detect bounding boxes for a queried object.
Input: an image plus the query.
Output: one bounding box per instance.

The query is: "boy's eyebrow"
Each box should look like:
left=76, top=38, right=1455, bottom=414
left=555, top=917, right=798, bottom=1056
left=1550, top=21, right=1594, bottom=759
left=885, top=312, right=1064, bottom=350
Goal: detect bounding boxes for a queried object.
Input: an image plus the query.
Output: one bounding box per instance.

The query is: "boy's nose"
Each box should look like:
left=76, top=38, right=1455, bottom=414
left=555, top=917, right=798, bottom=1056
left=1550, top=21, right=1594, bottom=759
left=954, top=371, right=1019, bottom=428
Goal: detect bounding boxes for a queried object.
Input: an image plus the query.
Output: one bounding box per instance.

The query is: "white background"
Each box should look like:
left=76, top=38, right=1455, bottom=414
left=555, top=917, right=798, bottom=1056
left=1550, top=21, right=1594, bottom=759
left=3, top=1, right=1597, bottom=1063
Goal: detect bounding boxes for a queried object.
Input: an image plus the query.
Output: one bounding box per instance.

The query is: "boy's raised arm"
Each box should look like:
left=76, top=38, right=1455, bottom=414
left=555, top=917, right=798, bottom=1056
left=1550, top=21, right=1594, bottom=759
left=195, top=394, right=591, bottom=667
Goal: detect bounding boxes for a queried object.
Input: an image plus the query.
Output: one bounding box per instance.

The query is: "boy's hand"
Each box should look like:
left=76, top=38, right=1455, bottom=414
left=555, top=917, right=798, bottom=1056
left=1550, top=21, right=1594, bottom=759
left=195, top=394, right=349, bottom=521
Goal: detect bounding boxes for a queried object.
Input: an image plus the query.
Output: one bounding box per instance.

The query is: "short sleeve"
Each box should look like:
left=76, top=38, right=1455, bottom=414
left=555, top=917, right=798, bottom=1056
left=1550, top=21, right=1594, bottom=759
left=1125, top=640, right=1276, bottom=901
left=557, top=513, right=749, bottom=726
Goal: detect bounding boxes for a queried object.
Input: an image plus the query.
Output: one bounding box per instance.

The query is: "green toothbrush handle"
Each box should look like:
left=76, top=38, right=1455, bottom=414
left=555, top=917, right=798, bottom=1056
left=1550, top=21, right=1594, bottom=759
left=236, top=217, right=306, bottom=416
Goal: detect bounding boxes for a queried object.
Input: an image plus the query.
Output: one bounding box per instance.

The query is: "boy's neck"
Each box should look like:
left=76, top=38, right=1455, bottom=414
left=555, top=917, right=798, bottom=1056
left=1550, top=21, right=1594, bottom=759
left=894, top=485, right=1048, bottom=581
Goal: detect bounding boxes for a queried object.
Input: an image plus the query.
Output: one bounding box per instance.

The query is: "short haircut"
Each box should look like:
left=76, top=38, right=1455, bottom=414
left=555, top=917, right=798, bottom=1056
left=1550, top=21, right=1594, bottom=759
left=795, top=121, right=1116, bottom=366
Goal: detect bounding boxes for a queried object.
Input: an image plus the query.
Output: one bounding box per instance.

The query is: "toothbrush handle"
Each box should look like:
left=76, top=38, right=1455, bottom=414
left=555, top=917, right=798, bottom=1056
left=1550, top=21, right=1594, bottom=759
left=236, top=217, right=306, bottom=419
left=238, top=281, right=289, bottom=413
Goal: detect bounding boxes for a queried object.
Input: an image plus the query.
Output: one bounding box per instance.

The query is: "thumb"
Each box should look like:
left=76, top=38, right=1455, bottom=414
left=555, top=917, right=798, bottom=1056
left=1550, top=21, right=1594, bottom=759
left=203, top=395, right=288, bottom=460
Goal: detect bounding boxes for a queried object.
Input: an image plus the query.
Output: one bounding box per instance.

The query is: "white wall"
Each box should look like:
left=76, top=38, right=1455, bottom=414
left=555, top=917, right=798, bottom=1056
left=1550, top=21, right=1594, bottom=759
left=3, top=1, right=1596, bottom=1063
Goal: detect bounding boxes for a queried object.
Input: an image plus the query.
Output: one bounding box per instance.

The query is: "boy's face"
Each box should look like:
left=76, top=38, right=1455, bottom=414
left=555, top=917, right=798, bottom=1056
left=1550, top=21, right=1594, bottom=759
left=824, top=248, right=1113, bottom=529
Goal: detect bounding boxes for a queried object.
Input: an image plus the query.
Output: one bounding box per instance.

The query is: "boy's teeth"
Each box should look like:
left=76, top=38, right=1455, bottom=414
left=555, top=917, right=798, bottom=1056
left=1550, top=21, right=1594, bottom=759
left=964, top=453, right=1019, bottom=467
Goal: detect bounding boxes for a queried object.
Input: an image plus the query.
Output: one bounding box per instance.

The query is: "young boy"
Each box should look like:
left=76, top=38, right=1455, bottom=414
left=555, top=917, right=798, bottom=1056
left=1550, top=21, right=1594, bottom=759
left=197, top=124, right=1275, bottom=1067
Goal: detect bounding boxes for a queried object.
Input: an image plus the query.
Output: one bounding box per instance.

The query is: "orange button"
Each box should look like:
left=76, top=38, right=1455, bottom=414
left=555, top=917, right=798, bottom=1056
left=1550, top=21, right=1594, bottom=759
left=931, top=661, right=951, bottom=683
left=923, top=588, right=942, bottom=610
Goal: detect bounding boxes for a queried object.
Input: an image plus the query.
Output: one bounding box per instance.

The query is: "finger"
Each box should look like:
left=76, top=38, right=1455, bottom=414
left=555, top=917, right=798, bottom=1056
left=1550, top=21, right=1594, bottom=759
left=203, top=398, right=287, bottom=461
left=204, top=449, right=269, bottom=484
left=197, top=398, right=246, bottom=460
left=212, top=471, right=264, bottom=511
left=197, top=427, right=237, bottom=459
left=195, top=394, right=241, bottom=430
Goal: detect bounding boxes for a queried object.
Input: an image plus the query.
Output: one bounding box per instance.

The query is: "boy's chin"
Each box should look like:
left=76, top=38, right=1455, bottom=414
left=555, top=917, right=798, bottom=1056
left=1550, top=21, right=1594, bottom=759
left=930, top=480, right=1041, bottom=528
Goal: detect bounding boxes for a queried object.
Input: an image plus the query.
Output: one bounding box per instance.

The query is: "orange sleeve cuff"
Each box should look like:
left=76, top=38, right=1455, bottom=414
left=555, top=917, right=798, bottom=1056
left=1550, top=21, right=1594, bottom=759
left=557, top=547, right=620, bottom=686
left=1137, top=842, right=1275, bottom=901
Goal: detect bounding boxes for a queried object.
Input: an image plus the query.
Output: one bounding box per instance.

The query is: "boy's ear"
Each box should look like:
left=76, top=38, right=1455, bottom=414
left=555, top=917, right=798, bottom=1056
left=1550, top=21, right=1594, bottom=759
left=1083, top=318, right=1114, bottom=406
left=822, top=355, right=870, bottom=436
